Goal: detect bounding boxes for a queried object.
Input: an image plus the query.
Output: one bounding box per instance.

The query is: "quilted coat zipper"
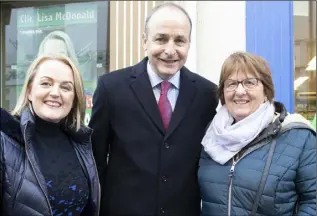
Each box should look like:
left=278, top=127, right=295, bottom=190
left=24, top=122, right=53, bottom=216
left=91, top=153, right=101, bottom=215
left=72, top=132, right=101, bottom=216
left=228, top=159, right=236, bottom=216
left=89, top=134, right=101, bottom=215
left=227, top=139, right=271, bottom=216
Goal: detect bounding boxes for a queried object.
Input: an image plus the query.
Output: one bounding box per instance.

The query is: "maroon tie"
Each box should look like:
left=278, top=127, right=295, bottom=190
left=158, top=81, right=172, bottom=131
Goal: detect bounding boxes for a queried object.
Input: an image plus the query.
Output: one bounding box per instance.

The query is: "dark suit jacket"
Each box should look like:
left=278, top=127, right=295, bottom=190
left=89, top=57, right=219, bottom=216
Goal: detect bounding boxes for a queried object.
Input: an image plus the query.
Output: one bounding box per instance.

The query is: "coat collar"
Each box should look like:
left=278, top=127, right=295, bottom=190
left=248, top=101, right=315, bottom=145
left=0, top=107, right=92, bottom=145
left=129, top=57, right=197, bottom=136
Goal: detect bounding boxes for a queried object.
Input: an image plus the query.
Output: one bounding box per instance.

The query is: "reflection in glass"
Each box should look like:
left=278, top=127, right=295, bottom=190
left=2, top=1, right=109, bottom=125
left=293, top=1, right=316, bottom=122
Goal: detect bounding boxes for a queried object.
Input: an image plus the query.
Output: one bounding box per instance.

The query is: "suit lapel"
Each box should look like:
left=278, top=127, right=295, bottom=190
left=166, top=69, right=197, bottom=138
left=129, top=58, right=165, bottom=134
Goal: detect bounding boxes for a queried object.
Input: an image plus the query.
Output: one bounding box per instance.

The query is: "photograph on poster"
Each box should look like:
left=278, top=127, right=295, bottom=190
left=4, top=1, right=108, bottom=125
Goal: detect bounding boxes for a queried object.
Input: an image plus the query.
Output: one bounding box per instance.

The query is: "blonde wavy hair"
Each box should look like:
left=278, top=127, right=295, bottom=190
left=37, top=30, right=79, bottom=66
left=11, top=55, right=86, bottom=131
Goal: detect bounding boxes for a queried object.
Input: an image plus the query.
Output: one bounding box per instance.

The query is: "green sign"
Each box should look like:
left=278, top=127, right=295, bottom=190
left=15, top=2, right=101, bottom=125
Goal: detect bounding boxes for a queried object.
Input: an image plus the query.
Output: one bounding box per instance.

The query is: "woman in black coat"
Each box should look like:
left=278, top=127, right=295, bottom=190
left=0, top=55, right=100, bottom=216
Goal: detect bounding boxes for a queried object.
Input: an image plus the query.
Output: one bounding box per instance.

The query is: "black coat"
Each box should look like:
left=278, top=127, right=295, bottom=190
left=0, top=108, right=100, bottom=216
left=89, top=57, right=219, bottom=216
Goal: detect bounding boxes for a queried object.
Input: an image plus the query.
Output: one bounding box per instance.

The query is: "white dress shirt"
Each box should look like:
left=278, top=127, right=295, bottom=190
left=147, top=61, right=180, bottom=111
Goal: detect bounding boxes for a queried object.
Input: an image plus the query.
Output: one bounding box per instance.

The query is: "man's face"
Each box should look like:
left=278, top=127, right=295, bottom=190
left=143, top=7, right=191, bottom=79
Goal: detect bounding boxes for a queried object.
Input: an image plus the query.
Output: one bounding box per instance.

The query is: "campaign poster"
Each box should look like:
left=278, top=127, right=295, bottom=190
left=14, top=2, right=100, bottom=125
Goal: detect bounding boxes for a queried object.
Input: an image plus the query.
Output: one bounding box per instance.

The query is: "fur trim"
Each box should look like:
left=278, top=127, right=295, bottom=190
left=0, top=107, right=24, bottom=144
left=282, top=112, right=316, bottom=133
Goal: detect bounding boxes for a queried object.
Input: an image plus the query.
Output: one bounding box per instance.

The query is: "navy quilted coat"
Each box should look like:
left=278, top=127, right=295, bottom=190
left=0, top=108, right=100, bottom=216
left=198, top=103, right=316, bottom=216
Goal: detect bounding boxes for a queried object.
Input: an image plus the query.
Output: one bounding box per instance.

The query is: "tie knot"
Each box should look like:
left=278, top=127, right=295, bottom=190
left=160, top=81, right=171, bottom=95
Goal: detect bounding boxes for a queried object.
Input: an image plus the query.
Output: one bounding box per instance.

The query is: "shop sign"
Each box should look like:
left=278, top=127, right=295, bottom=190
left=17, top=4, right=97, bottom=28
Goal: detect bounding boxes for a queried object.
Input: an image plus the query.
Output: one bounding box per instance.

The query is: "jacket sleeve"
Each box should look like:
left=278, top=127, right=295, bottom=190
left=89, top=76, right=112, bottom=183
left=296, top=130, right=316, bottom=215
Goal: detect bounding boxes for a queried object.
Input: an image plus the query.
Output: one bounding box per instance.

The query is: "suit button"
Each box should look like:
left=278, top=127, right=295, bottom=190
left=161, top=175, right=167, bottom=182
left=160, top=207, right=165, bottom=214
left=164, top=142, right=170, bottom=149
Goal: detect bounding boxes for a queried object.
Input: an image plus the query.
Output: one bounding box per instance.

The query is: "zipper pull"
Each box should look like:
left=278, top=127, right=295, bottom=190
left=228, top=163, right=236, bottom=184
left=229, top=164, right=235, bottom=177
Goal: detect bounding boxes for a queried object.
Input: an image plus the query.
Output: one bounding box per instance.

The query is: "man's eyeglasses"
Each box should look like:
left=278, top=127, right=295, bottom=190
left=224, top=78, right=260, bottom=91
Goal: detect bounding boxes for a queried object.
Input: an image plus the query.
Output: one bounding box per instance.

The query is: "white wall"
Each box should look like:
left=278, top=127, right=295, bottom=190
left=182, top=1, right=197, bottom=73
left=174, top=1, right=246, bottom=86
left=293, top=1, right=309, bottom=16
left=195, top=1, right=246, bottom=85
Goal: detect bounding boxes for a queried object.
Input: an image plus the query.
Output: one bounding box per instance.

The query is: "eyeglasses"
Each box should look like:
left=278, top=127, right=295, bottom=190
left=224, top=78, right=260, bottom=91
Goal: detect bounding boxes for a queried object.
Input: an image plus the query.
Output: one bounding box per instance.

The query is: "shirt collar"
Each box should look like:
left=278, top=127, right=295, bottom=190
left=147, top=60, right=180, bottom=89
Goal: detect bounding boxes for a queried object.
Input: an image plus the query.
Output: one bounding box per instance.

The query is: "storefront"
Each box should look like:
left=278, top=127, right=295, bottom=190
left=246, top=1, right=316, bottom=123
left=293, top=1, right=316, bottom=123
left=1, top=1, right=316, bottom=125
left=1, top=1, right=109, bottom=125
left=0, top=0, right=164, bottom=125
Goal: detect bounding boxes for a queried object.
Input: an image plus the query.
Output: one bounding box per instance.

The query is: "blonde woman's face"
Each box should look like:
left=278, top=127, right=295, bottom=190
left=28, top=59, right=75, bottom=123
left=43, top=38, right=68, bottom=56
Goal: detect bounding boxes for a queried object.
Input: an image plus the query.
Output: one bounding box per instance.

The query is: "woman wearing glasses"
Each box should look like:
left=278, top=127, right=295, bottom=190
left=198, top=52, right=316, bottom=216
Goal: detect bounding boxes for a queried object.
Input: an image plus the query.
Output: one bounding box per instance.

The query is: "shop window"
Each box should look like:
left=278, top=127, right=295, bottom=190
left=293, top=1, right=316, bottom=123
left=1, top=1, right=109, bottom=125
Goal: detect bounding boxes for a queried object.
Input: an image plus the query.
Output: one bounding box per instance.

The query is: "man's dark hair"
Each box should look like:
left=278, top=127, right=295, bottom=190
left=144, top=3, right=192, bottom=41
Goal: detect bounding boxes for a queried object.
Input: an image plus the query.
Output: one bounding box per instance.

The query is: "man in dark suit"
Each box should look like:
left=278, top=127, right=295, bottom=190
left=89, top=3, right=218, bottom=216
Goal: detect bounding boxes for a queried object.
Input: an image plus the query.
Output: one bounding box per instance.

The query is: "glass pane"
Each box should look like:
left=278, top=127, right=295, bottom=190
left=293, top=1, right=316, bottom=123
left=3, top=1, right=109, bottom=125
